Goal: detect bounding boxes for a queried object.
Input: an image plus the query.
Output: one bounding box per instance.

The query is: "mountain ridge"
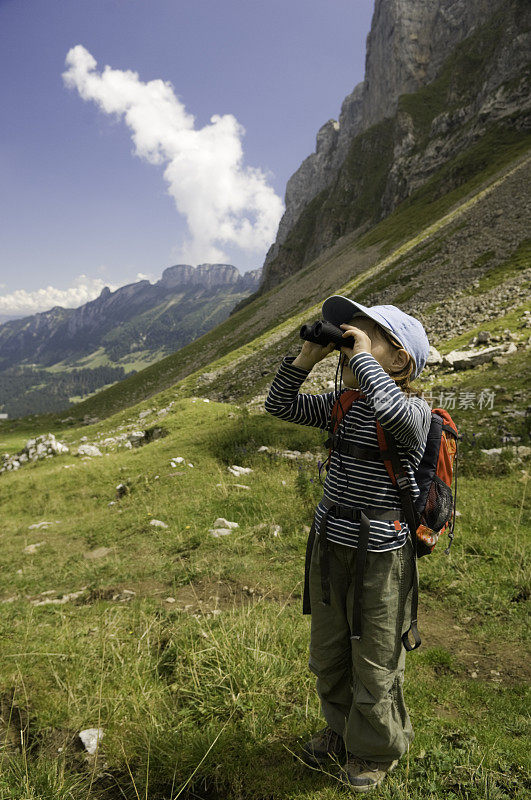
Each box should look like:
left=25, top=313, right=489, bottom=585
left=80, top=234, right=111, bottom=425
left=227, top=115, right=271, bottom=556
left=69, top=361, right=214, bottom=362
left=0, top=263, right=262, bottom=416
left=250, top=0, right=529, bottom=298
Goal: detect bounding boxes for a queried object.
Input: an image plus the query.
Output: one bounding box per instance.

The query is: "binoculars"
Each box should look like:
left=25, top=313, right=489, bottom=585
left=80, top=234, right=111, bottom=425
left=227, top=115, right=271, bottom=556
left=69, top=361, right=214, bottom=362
left=300, top=319, right=346, bottom=350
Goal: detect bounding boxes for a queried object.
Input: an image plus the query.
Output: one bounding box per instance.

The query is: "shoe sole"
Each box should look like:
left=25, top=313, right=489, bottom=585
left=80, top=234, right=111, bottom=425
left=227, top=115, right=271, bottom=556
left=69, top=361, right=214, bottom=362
left=345, top=760, right=397, bottom=793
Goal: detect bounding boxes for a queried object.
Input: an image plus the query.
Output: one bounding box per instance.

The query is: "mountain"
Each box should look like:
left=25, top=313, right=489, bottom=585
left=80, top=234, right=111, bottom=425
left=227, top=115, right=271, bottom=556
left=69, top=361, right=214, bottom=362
left=0, top=5, right=528, bottom=793
left=1, top=0, right=529, bottom=424
left=231, top=0, right=529, bottom=306
left=0, top=264, right=261, bottom=371
left=0, top=263, right=261, bottom=417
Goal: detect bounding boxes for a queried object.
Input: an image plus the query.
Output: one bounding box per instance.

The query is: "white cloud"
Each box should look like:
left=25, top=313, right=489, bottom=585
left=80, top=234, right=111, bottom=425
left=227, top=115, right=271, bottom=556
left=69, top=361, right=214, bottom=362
left=62, top=45, right=284, bottom=264
left=0, top=275, right=118, bottom=315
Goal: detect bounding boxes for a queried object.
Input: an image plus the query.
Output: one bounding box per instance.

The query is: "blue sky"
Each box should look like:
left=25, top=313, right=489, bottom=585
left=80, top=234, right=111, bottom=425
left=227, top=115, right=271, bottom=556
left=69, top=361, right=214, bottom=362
left=0, top=0, right=374, bottom=316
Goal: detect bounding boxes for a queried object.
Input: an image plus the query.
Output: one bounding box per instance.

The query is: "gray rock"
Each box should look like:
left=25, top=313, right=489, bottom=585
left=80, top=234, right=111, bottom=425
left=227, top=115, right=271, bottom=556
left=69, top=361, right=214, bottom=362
left=0, top=434, right=69, bottom=474
left=77, top=444, right=103, bottom=457
left=212, top=518, right=239, bottom=529
left=79, top=728, right=104, bottom=755
left=443, top=342, right=517, bottom=369
left=427, top=346, right=443, bottom=365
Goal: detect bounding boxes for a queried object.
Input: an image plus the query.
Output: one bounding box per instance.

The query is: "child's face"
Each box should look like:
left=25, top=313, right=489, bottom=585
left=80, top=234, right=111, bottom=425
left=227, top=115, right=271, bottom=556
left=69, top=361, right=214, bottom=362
left=338, top=316, right=409, bottom=388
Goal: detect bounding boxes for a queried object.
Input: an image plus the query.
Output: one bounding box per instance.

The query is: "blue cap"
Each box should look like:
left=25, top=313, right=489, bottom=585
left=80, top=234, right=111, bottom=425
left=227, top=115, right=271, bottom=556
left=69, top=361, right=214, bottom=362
left=321, top=295, right=430, bottom=379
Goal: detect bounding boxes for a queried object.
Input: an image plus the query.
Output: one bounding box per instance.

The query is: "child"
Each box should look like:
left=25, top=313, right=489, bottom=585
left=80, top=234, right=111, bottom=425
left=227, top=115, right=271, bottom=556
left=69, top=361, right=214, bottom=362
left=264, top=295, right=431, bottom=793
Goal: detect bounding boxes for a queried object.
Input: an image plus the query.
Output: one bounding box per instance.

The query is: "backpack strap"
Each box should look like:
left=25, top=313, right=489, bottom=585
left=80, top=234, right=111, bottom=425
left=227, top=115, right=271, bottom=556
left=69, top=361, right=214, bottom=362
left=377, top=427, right=422, bottom=651
left=324, top=390, right=366, bottom=471
left=323, top=434, right=381, bottom=461
left=302, top=520, right=316, bottom=615
left=303, top=498, right=405, bottom=633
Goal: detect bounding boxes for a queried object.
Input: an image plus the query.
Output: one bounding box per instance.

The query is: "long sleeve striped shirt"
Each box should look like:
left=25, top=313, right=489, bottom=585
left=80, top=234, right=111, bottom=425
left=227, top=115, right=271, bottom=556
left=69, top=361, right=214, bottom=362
left=264, top=351, right=432, bottom=552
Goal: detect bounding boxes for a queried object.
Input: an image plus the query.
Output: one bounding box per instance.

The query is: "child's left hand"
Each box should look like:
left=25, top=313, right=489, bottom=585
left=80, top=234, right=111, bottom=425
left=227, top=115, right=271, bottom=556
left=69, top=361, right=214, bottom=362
left=339, top=323, right=372, bottom=358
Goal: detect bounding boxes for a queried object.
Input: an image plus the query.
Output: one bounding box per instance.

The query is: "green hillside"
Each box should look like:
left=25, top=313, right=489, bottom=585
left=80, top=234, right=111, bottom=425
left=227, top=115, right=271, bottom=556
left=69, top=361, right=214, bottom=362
left=3, top=141, right=528, bottom=438
left=0, top=140, right=529, bottom=797
left=0, top=330, right=529, bottom=797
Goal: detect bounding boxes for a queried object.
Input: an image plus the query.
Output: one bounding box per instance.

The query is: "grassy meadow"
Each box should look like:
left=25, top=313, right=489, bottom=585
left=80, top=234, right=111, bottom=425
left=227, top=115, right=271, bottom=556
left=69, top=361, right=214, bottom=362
left=0, top=340, right=529, bottom=799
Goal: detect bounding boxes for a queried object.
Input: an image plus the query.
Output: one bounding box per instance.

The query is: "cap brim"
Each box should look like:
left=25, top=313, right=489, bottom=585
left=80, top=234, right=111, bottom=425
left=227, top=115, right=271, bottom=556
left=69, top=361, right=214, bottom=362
left=322, top=295, right=418, bottom=374
left=322, top=295, right=394, bottom=338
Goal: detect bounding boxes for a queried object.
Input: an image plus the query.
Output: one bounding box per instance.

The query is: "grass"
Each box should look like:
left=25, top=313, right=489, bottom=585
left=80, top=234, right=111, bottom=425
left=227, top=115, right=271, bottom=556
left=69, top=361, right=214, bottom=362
left=0, top=342, right=529, bottom=798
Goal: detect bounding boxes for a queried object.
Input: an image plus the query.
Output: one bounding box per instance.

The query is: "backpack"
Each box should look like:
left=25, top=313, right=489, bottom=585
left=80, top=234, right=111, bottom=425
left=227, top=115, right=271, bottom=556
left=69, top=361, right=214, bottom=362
left=324, top=390, right=459, bottom=552
left=323, top=389, right=459, bottom=649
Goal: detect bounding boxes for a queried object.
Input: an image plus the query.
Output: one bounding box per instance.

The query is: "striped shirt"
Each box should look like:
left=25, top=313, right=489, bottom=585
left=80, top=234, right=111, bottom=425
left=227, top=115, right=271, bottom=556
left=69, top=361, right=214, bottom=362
left=264, top=351, right=432, bottom=552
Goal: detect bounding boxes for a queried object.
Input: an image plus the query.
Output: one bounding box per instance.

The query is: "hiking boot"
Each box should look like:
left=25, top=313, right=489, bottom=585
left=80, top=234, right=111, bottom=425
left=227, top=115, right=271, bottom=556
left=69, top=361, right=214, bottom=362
left=300, top=725, right=346, bottom=767
left=344, top=753, right=398, bottom=792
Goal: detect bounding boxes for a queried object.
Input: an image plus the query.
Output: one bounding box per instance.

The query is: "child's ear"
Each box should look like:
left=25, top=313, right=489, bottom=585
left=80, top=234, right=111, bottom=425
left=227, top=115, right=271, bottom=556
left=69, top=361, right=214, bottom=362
left=392, top=348, right=410, bottom=371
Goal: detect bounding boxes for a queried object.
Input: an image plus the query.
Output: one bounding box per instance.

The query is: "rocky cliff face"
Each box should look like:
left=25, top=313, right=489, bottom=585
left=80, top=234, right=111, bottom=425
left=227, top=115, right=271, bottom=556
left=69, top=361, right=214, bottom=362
left=0, top=263, right=261, bottom=370
left=260, top=0, right=525, bottom=290
left=159, top=263, right=240, bottom=289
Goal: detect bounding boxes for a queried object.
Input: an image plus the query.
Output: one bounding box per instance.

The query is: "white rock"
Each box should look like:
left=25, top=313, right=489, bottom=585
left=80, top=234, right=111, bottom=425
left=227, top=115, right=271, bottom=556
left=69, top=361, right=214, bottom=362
left=77, top=444, right=103, bottom=457
left=443, top=343, right=517, bottom=370
left=209, top=528, right=233, bottom=537
left=150, top=519, right=169, bottom=528
left=79, top=728, right=104, bottom=755
left=213, top=518, right=239, bottom=529
left=172, top=457, right=185, bottom=464
left=427, top=346, right=443, bottom=365
left=228, top=465, right=253, bottom=476
left=257, top=446, right=270, bottom=452
left=24, top=542, right=46, bottom=554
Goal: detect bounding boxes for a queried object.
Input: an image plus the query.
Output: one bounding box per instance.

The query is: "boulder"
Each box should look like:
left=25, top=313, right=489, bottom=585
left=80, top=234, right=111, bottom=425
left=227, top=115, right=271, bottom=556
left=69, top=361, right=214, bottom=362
left=427, top=346, right=443, bottom=365
left=443, top=342, right=517, bottom=369
left=77, top=444, right=103, bottom=457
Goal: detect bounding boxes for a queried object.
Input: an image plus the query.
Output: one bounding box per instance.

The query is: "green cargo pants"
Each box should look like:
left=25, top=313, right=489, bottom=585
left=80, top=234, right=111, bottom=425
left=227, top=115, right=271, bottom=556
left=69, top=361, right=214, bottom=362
left=308, top=532, right=415, bottom=761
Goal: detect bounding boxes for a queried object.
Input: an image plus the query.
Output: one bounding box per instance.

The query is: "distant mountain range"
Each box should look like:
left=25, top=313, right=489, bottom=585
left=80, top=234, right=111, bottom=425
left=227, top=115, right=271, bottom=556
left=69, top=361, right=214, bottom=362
left=0, top=263, right=261, bottom=416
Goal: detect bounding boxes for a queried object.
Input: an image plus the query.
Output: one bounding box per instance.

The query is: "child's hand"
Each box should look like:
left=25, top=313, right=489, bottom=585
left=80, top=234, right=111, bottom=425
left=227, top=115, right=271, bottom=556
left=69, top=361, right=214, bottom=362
left=294, top=339, right=336, bottom=370
left=339, top=323, right=372, bottom=358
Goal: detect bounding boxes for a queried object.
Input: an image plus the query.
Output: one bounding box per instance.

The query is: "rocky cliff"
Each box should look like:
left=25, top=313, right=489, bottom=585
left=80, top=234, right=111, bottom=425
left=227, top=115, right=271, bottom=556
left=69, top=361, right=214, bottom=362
left=0, top=263, right=261, bottom=373
left=250, top=0, right=529, bottom=299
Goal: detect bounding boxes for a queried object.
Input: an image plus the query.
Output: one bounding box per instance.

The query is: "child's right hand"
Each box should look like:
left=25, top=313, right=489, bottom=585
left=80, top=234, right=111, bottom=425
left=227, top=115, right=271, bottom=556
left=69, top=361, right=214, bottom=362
left=294, top=340, right=336, bottom=370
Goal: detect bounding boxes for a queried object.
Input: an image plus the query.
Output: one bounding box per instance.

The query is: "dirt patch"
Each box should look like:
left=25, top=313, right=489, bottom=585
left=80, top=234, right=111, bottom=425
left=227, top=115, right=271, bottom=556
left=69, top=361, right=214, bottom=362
left=170, top=576, right=291, bottom=616
left=33, top=725, right=84, bottom=761
left=419, top=601, right=530, bottom=685
left=75, top=579, right=170, bottom=605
